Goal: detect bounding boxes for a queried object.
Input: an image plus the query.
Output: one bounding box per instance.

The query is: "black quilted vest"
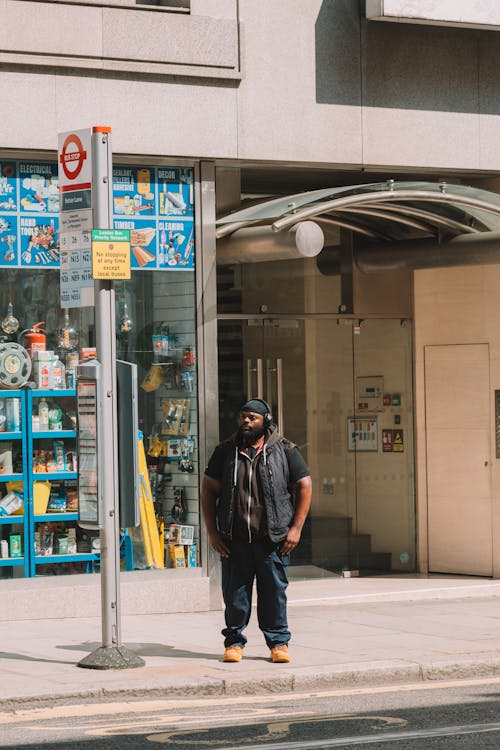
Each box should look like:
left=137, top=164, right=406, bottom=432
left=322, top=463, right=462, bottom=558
left=216, top=433, right=295, bottom=543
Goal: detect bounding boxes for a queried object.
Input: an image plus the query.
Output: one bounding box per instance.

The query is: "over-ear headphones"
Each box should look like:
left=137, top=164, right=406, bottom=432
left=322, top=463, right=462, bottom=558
left=239, top=398, right=273, bottom=428
left=254, top=398, right=273, bottom=428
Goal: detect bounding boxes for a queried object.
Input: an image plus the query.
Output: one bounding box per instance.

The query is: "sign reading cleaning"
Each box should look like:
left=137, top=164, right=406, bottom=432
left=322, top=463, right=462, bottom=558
left=91, top=228, right=131, bottom=279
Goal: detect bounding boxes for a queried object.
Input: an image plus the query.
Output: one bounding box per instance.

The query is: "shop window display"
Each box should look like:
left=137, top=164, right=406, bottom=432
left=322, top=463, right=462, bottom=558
left=0, top=160, right=199, bottom=577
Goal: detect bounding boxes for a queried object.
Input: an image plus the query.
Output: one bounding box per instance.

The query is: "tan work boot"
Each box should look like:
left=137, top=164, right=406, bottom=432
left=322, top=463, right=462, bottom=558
left=270, top=644, right=291, bottom=663
left=223, top=645, right=244, bottom=662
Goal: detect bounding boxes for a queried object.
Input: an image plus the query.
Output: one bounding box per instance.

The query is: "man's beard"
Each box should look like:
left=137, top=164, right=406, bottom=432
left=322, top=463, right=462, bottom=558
left=236, top=424, right=266, bottom=448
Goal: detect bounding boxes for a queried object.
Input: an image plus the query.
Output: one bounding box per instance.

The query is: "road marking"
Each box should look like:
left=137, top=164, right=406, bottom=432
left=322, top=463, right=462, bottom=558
left=84, top=709, right=284, bottom=737
left=3, top=674, right=500, bottom=726
left=147, top=716, right=407, bottom=746
left=205, top=720, right=500, bottom=749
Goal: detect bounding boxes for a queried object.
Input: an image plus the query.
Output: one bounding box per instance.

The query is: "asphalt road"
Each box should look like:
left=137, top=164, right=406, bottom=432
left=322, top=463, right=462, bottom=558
left=3, top=675, right=500, bottom=748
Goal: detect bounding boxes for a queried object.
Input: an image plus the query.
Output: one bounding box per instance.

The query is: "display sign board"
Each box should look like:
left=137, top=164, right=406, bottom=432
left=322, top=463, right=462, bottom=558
left=113, top=166, right=195, bottom=270
left=77, top=361, right=103, bottom=529
left=92, top=228, right=131, bottom=279
left=60, top=209, right=94, bottom=308
left=117, top=360, right=140, bottom=528
left=0, top=160, right=194, bottom=272
left=0, top=160, right=59, bottom=269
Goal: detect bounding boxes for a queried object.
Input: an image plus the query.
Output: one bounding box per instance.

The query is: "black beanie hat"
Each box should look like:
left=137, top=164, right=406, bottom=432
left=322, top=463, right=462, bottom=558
left=240, top=399, right=269, bottom=416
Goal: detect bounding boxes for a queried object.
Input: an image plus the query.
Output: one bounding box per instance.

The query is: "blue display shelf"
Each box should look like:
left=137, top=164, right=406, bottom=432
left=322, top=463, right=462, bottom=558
left=32, top=431, right=77, bottom=440
left=0, top=389, right=133, bottom=578
left=0, top=515, right=24, bottom=525
left=0, top=473, right=24, bottom=483
left=31, top=389, right=76, bottom=399
left=34, top=513, right=78, bottom=522
left=35, top=553, right=99, bottom=564
left=0, top=431, right=22, bottom=441
left=0, top=389, right=29, bottom=577
left=27, top=388, right=81, bottom=577
left=33, top=472, right=78, bottom=481
left=0, top=557, right=24, bottom=567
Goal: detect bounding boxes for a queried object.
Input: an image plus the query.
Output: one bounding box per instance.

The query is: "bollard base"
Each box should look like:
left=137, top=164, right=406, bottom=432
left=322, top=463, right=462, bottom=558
left=78, top=645, right=145, bottom=670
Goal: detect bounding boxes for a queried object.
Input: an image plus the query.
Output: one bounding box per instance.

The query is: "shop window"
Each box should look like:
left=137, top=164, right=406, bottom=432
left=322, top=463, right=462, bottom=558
left=0, top=159, right=198, bottom=578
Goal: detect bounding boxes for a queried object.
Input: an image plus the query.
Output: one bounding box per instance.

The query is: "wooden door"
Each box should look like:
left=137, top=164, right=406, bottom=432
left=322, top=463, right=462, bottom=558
left=425, top=344, right=492, bottom=575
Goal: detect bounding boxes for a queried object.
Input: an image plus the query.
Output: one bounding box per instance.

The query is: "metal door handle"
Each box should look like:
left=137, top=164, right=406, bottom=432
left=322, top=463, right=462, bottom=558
left=246, top=359, right=264, bottom=400
left=266, top=358, right=284, bottom=433
left=276, top=358, right=283, bottom=433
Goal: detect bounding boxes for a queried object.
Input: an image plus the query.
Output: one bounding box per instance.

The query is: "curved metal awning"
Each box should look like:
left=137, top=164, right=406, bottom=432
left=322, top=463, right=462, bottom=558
left=216, top=181, right=500, bottom=243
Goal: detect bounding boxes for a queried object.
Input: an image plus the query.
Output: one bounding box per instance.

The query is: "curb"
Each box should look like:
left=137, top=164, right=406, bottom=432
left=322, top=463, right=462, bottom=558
left=3, top=656, right=500, bottom=710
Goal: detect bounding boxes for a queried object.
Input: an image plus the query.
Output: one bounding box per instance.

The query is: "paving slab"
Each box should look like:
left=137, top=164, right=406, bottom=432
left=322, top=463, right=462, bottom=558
left=1, top=575, right=500, bottom=707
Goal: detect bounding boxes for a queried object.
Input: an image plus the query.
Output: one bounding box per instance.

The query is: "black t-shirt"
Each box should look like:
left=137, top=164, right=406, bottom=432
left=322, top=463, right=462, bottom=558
left=205, top=442, right=309, bottom=484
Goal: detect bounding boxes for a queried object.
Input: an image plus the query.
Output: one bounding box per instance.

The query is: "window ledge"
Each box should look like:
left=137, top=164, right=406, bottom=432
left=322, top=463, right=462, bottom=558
left=19, top=0, right=189, bottom=11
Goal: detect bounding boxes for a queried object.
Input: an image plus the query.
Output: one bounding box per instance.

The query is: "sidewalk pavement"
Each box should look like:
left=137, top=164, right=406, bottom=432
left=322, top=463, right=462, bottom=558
left=3, top=574, right=500, bottom=708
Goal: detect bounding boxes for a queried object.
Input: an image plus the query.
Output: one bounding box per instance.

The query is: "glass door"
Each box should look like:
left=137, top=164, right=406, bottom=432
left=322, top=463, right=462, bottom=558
left=352, top=319, right=416, bottom=574
left=218, top=318, right=306, bottom=443
left=217, top=316, right=416, bottom=579
left=217, top=317, right=356, bottom=579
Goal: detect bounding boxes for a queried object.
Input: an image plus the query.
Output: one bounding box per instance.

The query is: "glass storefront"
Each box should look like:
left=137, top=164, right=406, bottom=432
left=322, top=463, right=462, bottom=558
left=217, top=256, right=415, bottom=578
left=0, top=159, right=200, bottom=578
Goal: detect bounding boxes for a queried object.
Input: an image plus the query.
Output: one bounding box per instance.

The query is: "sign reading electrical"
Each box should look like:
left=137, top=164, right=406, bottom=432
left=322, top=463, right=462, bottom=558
left=58, top=129, right=92, bottom=211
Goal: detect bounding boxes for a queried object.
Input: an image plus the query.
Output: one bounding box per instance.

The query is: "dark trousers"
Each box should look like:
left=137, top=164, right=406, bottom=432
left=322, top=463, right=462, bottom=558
left=221, top=538, right=291, bottom=649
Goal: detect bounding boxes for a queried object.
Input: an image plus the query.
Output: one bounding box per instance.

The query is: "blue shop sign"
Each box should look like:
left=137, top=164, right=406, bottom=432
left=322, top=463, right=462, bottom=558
left=0, top=161, right=195, bottom=271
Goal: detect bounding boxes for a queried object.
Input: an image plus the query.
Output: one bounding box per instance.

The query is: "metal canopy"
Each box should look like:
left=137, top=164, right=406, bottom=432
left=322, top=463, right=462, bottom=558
left=216, top=181, right=500, bottom=243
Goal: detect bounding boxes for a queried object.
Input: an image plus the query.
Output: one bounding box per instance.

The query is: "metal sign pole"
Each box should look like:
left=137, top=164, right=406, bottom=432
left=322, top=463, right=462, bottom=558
left=78, top=127, right=144, bottom=669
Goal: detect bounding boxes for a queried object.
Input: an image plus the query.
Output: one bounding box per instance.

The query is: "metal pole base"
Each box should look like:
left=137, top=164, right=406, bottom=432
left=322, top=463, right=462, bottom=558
left=78, top=645, right=145, bottom=670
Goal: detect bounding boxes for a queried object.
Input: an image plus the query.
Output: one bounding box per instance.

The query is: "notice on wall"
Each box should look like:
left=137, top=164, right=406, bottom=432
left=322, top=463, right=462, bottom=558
left=348, top=416, right=378, bottom=452
left=356, top=375, right=384, bottom=413
left=392, top=429, right=404, bottom=452
left=91, top=228, right=131, bottom=280
left=382, top=429, right=404, bottom=453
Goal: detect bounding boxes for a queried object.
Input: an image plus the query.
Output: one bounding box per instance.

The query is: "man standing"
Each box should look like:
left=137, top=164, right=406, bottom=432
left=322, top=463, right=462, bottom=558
left=201, top=398, right=312, bottom=664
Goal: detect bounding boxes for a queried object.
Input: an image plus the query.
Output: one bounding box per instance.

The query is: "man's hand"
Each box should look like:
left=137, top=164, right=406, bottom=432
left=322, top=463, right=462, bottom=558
left=201, top=475, right=230, bottom=557
left=209, top=530, right=231, bottom=558
left=281, top=525, right=301, bottom=555
left=280, top=476, right=312, bottom=555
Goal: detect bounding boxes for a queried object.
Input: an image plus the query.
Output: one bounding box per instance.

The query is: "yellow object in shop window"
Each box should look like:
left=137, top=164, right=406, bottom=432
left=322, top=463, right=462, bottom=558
left=33, top=480, right=51, bottom=515
left=140, top=365, right=163, bottom=392
left=6, top=481, right=24, bottom=515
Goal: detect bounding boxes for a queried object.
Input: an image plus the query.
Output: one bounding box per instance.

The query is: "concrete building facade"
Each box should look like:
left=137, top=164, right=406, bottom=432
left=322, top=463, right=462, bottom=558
left=2, top=0, right=500, bottom=616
